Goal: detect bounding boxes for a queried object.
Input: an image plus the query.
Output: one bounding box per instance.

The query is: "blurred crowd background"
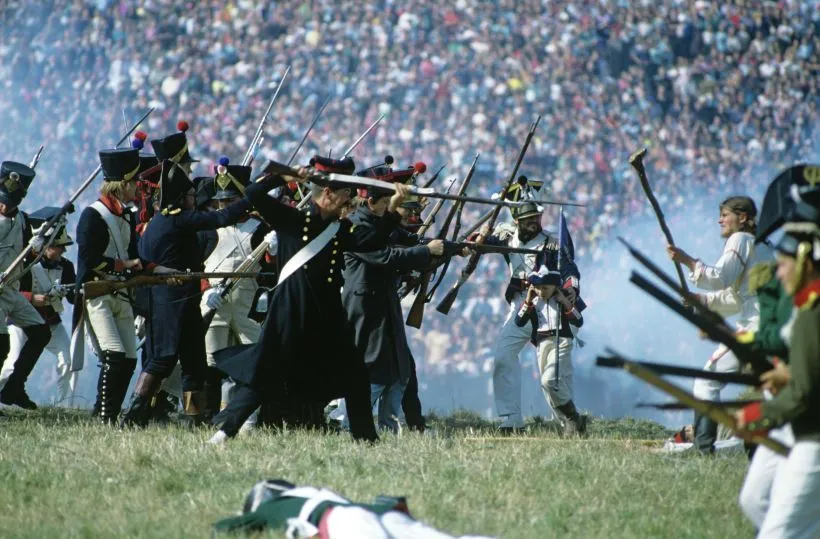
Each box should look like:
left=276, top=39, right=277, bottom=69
left=1, top=0, right=817, bottom=424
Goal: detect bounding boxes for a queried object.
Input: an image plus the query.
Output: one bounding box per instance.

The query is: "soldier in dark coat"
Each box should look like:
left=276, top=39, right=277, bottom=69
left=342, top=164, right=464, bottom=432
left=120, top=155, right=251, bottom=427
left=210, top=156, right=411, bottom=444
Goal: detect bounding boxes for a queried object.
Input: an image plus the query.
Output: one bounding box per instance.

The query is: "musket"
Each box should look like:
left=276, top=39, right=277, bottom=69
left=458, top=209, right=495, bottom=241
left=425, top=156, right=480, bottom=302
left=636, top=399, right=760, bottom=411
left=286, top=96, right=330, bottom=201
left=618, top=237, right=727, bottom=329
left=406, top=154, right=479, bottom=328
left=201, top=240, right=269, bottom=330
left=436, top=115, right=542, bottom=315
left=415, top=177, right=457, bottom=237
left=422, top=164, right=446, bottom=189
left=597, top=351, right=788, bottom=456
left=29, top=146, right=44, bottom=170
left=0, top=108, right=155, bottom=291
left=629, top=148, right=690, bottom=295
left=342, top=113, right=385, bottom=158
left=287, top=96, right=330, bottom=167
left=596, top=355, right=761, bottom=386
left=294, top=114, right=385, bottom=210
left=628, top=271, right=772, bottom=375
left=242, top=65, right=291, bottom=167
left=83, top=271, right=271, bottom=300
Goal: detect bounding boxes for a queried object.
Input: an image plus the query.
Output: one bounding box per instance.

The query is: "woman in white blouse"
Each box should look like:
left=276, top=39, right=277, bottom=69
left=667, top=195, right=770, bottom=454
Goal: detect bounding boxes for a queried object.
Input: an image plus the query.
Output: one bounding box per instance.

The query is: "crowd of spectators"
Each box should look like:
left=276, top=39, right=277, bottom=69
left=1, top=0, right=817, bottom=421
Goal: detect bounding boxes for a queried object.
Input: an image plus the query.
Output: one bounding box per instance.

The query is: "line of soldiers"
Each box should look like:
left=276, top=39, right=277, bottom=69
left=0, top=121, right=587, bottom=441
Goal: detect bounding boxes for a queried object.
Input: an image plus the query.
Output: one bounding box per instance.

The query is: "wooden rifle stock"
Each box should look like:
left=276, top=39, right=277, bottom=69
left=83, top=271, right=266, bottom=300
left=436, top=116, right=541, bottom=315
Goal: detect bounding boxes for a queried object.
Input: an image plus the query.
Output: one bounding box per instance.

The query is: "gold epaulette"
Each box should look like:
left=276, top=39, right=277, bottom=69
left=747, top=261, right=775, bottom=294
left=160, top=208, right=182, bottom=216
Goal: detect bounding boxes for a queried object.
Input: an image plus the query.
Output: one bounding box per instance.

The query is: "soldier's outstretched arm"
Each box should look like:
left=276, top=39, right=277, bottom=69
left=179, top=198, right=251, bottom=232
left=245, top=175, right=305, bottom=235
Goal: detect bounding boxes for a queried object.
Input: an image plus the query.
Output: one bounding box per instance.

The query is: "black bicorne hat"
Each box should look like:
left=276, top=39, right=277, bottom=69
left=28, top=206, right=73, bottom=246
left=0, top=161, right=36, bottom=206
left=212, top=157, right=251, bottom=200
left=158, top=159, right=195, bottom=213
left=757, top=164, right=819, bottom=243
left=151, top=120, right=198, bottom=165
left=99, top=148, right=141, bottom=182
left=774, top=186, right=820, bottom=261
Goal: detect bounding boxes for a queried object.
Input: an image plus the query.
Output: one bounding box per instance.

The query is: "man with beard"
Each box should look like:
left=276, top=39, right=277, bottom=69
left=210, top=156, right=410, bottom=444
left=475, top=200, right=579, bottom=433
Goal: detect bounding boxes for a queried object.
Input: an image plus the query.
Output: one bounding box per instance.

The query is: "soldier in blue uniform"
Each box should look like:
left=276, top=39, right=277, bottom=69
left=120, top=154, right=251, bottom=427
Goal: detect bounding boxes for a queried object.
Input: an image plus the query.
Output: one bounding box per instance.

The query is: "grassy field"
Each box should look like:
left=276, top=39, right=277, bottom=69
left=0, top=408, right=754, bottom=538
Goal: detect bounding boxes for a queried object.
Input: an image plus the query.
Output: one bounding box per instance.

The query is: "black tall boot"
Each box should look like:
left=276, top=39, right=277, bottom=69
left=0, top=324, right=50, bottom=409
left=694, top=413, right=717, bottom=455
left=203, top=366, right=224, bottom=420
left=92, top=351, right=135, bottom=425
left=120, top=371, right=164, bottom=428
left=402, top=357, right=426, bottom=433
left=555, top=400, right=587, bottom=437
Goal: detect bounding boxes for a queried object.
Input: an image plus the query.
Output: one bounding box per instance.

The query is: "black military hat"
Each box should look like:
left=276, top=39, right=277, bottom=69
left=99, top=148, right=141, bottom=182
left=757, top=164, right=819, bottom=243
left=775, top=186, right=820, bottom=261
left=511, top=200, right=542, bottom=220
left=151, top=120, right=198, bottom=164
left=212, top=157, right=251, bottom=200
left=158, top=159, right=195, bottom=213
left=310, top=155, right=356, bottom=175
left=0, top=161, right=36, bottom=206
left=28, top=206, right=73, bottom=247
left=193, top=176, right=216, bottom=209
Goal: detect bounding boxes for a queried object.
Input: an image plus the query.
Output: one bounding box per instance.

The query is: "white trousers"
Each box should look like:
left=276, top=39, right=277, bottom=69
left=308, top=505, right=494, bottom=539
left=86, top=295, right=136, bottom=358
left=758, top=441, right=820, bottom=538
left=692, top=344, right=740, bottom=401
left=0, top=323, right=76, bottom=403
left=536, top=336, right=573, bottom=413
left=739, top=424, right=795, bottom=528
left=201, top=288, right=260, bottom=365
left=492, top=299, right=531, bottom=424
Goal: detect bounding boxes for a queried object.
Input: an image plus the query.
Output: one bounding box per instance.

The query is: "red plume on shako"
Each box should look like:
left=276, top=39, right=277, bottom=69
left=177, top=120, right=190, bottom=132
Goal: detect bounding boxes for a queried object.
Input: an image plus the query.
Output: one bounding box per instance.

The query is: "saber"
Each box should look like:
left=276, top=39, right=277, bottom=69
left=242, top=65, right=291, bottom=167
left=342, top=114, right=385, bottom=158
left=0, top=108, right=155, bottom=290
left=629, top=148, right=690, bottom=294
left=598, top=351, right=788, bottom=456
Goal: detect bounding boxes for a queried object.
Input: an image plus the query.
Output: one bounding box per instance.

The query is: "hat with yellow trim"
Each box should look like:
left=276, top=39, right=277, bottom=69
left=99, top=148, right=141, bottom=182
left=0, top=161, right=35, bottom=206
left=151, top=120, right=199, bottom=165
left=212, top=156, right=251, bottom=200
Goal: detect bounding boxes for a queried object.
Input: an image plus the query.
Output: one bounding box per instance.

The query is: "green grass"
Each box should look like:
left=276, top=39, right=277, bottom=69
left=0, top=408, right=754, bottom=538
